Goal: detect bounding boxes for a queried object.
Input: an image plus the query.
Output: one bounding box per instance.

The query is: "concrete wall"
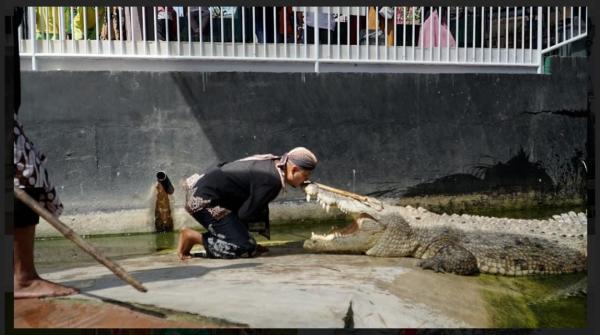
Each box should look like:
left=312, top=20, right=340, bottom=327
left=18, top=56, right=588, bottom=235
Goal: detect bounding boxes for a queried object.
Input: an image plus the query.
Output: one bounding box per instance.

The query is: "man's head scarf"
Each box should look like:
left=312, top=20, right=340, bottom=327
left=281, top=147, right=318, bottom=171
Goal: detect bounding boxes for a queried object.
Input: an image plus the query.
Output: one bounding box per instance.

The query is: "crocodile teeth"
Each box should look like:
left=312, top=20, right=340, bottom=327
left=326, top=205, right=330, bottom=213
left=312, top=233, right=329, bottom=241
left=306, top=194, right=311, bottom=202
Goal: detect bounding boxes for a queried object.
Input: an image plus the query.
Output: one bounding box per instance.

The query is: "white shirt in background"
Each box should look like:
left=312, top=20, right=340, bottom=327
left=304, top=12, right=336, bottom=31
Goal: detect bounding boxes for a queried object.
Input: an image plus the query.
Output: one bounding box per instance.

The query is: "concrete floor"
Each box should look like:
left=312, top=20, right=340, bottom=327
left=34, top=245, right=490, bottom=328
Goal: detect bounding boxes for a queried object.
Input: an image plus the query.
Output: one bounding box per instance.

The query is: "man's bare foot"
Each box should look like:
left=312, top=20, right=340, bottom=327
left=177, top=227, right=203, bottom=260
left=14, top=278, right=78, bottom=299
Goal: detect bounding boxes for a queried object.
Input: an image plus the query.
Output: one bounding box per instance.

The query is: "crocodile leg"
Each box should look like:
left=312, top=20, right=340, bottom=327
left=365, top=216, right=419, bottom=257
left=417, top=243, right=479, bottom=275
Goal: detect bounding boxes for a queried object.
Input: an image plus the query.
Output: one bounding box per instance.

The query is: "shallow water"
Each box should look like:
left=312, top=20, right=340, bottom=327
left=34, top=206, right=583, bottom=271
left=35, top=218, right=350, bottom=271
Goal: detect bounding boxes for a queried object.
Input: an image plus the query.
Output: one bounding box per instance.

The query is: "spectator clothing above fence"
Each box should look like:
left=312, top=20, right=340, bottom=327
left=418, top=9, right=456, bottom=48
left=304, top=11, right=336, bottom=31
left=21, top=5, right=586, bottom=58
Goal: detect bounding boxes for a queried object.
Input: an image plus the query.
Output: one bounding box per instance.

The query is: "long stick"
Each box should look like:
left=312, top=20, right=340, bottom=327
left=14, top=187, right=148, bottom=293
left=313, top=182, right=384, bottom=211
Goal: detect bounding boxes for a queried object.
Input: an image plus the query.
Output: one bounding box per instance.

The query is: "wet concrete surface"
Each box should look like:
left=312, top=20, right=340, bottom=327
left=23, top=245, right=489, bottom=328
left=14, top=297, right=237, bottom=328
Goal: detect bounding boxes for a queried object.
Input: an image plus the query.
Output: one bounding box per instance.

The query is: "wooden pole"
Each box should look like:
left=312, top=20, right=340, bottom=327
left=14, top=187, right=148, bottom=293
left=313, top=182, right=384, bottom=211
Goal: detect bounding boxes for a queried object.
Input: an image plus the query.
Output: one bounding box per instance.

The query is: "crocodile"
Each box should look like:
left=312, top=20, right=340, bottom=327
left=302, top=183, right=587, bottom=276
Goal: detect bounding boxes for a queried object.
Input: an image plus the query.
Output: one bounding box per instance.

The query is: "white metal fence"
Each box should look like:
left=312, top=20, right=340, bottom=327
left=18, top=6, right=588, bottom=73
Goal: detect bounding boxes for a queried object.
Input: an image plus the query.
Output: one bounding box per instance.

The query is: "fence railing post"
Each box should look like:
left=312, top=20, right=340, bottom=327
left=29, top=6, right=37, bottom=71
left=314, top=6, right=320, bottom=73
left=537, top=6, right=543, bottom=73
left=18, top=6, right=587, bottom=73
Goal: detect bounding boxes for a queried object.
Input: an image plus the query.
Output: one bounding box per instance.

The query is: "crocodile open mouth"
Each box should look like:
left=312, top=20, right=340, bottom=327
left=309, top=213, right=379, bottom=241
left=303, top=182, right=377, bottom=214
left=310, top=221, right=359, bottom=241
left=310, top=213, right=383, bottom=241
left=304, top=213, right=385, bottom=253
left=302, top=182, right=386, bottom=251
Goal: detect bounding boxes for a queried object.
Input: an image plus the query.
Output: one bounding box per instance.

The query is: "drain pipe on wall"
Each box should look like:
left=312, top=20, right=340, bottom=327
left=155, top=171, right=175, bottom=232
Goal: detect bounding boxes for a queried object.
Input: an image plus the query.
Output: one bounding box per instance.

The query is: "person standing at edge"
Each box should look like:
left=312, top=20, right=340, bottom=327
left=10, top=8, right=78, bottom=298
left=177, top=147, right=318, bottom=259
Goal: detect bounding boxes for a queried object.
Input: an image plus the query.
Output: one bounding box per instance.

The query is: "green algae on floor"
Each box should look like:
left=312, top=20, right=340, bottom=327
left=479, top=272, right=587, bottom=328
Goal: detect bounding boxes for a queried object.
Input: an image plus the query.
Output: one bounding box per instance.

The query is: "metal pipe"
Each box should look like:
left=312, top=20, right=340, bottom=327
left=337, top=6, right=340, bottom=59
left=59, top=6, right=65, bottom=45
left=354, top=8, right=360, bottom=59
left=480, top=6, right=484, bottom=62
left=541, top=33, right=587, bottom=54
left=220, top=7, right=224, bottom=56
left=199, top=6, right=204, bottom=55
left=513, top=6, right=517, bottom=63
left=176, top=7, right=181, bottom=55
left=156, top=171, right=175, bottom=194
left=152, top=7, right=157, bottom=54
left=233, top=7, right=237, bottom=57
left=472, top=6, right=476, bottom=61
left=314, top=6, right=319, bottom=72
left=293, top=6, right=297, bottom=58
left=328, top=6, right=332, bottom=59
left=242, top=6, right=246, bottom=57
left=262, top=7, right=266, bottom=56
left=403, top=7, right=407, bottom=60
left=273, top=7, right=277, bottom=57
left=70, top=7, right=74, bottom=52
left=154, top=173, right=174, bottom=232
left=95, top=7, right=99, bottom=54
left=119, top=7, right=123, bottom=53
left=209, top=7, right=214, bottom=55
left=24, top=52, right=540, bottom=67
left=538, top=7, right=544, bottom=73
left=504, top=6, right=508, bottom=63
left=29, top=6, right=36, bottom=70
left=142, top=6, right=146, bottom=55
left=355, top=7, right=359, bottom=60
left=394, top=6, right=398, bottom=60
left=84, top=6, right=88, bottom=54
left=455, top=7, right=459, bottom=61
left=187, top=7, right=191, bottom=55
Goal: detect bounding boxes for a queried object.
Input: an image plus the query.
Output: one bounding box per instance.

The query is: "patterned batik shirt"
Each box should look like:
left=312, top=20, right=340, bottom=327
left=13, top=113, right=63, bottom=216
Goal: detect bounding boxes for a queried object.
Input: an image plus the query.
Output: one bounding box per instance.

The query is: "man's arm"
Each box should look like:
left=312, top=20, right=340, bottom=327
left=237, top=183, right=280, bottom=223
